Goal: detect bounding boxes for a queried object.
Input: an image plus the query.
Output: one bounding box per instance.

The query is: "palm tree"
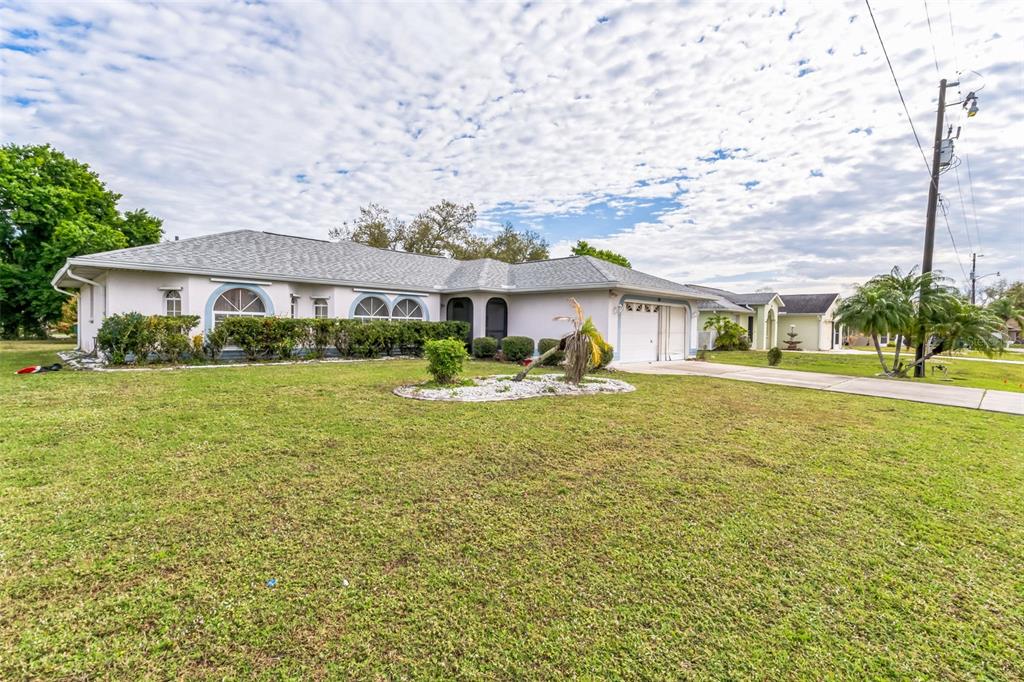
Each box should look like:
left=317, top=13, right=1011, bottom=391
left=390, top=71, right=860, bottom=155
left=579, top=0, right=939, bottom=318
left=514, top=298, right=610, bottom=384
left=835, top=284, right=912, bottom=374
left=905, top=298, right=1004, bottom=371
left=988, top=296, right=1024, bottom=341
left=869, top=266, right=957, bottom=371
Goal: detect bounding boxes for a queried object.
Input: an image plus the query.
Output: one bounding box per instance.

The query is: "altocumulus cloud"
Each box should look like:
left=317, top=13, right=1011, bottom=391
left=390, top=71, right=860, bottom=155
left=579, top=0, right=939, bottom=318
left=1, top=1, right=1021, bottom=292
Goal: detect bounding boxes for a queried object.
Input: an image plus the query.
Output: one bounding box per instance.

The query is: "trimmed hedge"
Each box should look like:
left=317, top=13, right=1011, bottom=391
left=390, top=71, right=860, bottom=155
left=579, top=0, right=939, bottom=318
left=537, top=337, right=565, bottom=366
left=214, top=317, right=469, bottom=361
left=97, top=313, right=200, bottom=364
left=97, top=314, right=469, bottom=364
left=472, top=336, right=498, bottom=358
left=501, top=336, right=534, bottom=363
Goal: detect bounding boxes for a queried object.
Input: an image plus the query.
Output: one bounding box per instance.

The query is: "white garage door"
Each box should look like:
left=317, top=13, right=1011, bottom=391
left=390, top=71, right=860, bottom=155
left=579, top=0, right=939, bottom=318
left=619, top=302, right=660, bottom=362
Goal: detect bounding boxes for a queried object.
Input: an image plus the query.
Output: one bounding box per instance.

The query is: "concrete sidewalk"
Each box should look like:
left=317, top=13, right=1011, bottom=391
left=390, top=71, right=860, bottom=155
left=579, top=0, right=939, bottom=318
left=611, top=361, right=1024, bottom=415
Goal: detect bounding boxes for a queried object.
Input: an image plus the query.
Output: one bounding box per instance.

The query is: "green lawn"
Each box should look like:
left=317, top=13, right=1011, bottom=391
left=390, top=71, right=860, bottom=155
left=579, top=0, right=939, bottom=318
left=848, top=344, right=1024, bottom=361
left=2, top=341, right=1022, bottom=679
left=702, top=349, right=1024, bottom=393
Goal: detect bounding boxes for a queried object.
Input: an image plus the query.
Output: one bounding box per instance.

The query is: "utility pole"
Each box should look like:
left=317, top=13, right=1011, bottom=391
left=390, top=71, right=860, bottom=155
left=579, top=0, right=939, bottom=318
left=914, top=78, right=950, bottom=378
left=970, top=252, right=977, bottom=304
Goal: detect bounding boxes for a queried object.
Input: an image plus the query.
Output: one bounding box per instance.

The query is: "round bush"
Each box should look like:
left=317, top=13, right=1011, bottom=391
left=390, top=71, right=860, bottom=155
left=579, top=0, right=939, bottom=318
left=767, top=346, right=783, bottom=366
left=424, top=338, right=469, bottom=384
left=472, top=336, right=498, bottom=358
left=501, top=336, right=534, bottom=363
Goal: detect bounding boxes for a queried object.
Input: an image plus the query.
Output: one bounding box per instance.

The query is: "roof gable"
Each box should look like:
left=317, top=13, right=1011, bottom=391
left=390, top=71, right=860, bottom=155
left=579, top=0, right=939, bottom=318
left=778, top=293, right=840, bottom=314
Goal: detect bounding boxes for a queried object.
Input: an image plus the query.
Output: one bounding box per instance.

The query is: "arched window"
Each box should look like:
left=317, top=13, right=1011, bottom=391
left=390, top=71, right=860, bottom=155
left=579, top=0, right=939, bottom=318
left=212, top=287, right=266, bottom=326
left=353, top=296, right=389, bottom=320
left=391, top=298, right=424, bottom=320
left=313, top=298, right=328, bottom=319
left=164, top=290, right=182, bottom=317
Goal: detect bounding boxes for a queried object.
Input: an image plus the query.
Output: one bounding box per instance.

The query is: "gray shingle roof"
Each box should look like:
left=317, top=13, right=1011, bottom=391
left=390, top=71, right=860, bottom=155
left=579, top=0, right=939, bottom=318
left=730, top=292, right=781, bottom=306
left=63, top=229, right=713, bottom=298
left=685, top=284, right=753, bottom=312
left=778, top=293, right=840, bottom=314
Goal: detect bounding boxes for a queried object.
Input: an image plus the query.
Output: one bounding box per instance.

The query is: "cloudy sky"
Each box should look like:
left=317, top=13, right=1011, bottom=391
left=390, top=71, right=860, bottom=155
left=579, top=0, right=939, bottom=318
left=2, top=1, right=1021, bottom=294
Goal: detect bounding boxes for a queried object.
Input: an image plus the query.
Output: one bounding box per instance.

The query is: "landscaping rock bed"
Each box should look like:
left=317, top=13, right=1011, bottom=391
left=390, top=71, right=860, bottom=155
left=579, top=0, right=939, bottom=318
left=394, top=373, right=635, bottom=402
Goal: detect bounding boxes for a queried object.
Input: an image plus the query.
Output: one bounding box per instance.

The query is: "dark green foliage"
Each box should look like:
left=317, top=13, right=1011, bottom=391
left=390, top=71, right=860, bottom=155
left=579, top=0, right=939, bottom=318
left=96, top=314, right=199, bottom=364
left=597, top=342, right=615, bottom=369
left=0, top=144, right=162, bottom=337
left=212, top=318, right=469, bottom=362
left=704, top=315, right=751, bottom=351
left=537, top=338, right=565, bottom=366
left=472, top=336, right=498, bottom=358
left=570, top=240, right=631, bottom=268
left=423, top=338, right=468, bottom=384
left=501, top=336, right=534, bottom=363
left=767, top=346, right=783, bottom=366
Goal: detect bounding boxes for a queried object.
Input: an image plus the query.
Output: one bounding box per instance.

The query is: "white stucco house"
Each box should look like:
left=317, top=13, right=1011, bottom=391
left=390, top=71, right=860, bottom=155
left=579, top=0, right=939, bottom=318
left=52, top=229, right=717, bottom=362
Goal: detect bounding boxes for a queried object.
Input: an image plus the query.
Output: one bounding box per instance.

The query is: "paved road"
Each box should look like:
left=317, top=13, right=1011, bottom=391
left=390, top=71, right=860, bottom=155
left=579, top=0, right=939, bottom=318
left=611, top=361, right=1024, bottom=415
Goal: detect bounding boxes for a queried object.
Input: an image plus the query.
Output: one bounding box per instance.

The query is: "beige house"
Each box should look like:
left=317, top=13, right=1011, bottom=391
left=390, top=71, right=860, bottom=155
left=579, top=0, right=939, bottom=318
left=775, top=293, right=843, bottom=351
left=692, top=286, right=783, bottom=351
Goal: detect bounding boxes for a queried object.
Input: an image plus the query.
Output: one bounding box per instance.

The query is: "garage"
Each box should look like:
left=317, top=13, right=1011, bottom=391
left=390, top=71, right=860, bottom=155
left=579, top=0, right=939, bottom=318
left=619, top=302, right=660, bottom=362
left=618, top=301, right=689, bottom=363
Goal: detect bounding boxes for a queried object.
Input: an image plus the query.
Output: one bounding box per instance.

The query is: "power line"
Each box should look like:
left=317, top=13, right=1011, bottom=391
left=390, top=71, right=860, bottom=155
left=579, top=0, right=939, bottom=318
left=923, top=0, right=942, bottom=76
left=864, top=0, right=933, bottom=178
left=939, top=198, right=970, bottom=281
left=945, top=0, right=984, bottom=253
left=952, top=165, right=974, bottom=252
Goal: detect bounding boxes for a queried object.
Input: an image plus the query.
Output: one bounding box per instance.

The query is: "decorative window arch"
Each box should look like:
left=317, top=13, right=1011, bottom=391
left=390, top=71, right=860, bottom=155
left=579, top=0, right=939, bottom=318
left=212, top=287, right=266, bottom=326
left=164, top=290, right=182, bottom=317
left=353, top=295, right=389, bottom=320
left=313, top=298, right=329, bottom=319
left=391, top=298, right=424, bottom=320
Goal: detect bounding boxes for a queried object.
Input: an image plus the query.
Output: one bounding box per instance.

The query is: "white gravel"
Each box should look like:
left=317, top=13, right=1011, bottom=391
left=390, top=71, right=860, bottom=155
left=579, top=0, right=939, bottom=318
left=394, top=373, right=636, bottom=402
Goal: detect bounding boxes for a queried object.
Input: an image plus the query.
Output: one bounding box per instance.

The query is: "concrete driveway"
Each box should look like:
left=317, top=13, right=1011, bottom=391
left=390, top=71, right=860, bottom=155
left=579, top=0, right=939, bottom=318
left=611, top=361, right=1024, bottom=415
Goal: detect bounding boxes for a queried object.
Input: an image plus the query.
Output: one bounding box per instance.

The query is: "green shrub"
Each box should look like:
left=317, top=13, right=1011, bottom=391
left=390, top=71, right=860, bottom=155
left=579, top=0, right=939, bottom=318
left=767, top=346, right=783, bottom=366
left=424, top=338, right=468, bottom=384
left=472, top=336, right=498, bottom=358
left=597, top=342, right=614, bottom=369
left=97, top=313, right=199, bottom=364
left=306, top=319, right=335, bottom=358
left=97, top=313, right=149, bottom=364
left=537, top=338, right=564, bottom=366
left=501, top=336, right=534, bottom=362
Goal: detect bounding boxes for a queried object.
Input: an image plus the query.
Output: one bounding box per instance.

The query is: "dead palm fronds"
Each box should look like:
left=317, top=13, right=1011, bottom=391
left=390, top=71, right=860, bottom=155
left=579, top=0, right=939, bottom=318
left=513, top=298, right=609, bottom=384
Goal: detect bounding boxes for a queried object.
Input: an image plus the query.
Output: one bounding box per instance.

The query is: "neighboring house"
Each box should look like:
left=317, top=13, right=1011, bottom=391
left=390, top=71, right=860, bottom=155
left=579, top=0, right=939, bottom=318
left=52, top=229, right=716, bottom=362
left=1006, top=319, right=1021, bottom=343
left=775, top=293, right=843, bottom=351
left=691, top=285, right=784, bottom=351
left=691, top=286, right=842, bottom=351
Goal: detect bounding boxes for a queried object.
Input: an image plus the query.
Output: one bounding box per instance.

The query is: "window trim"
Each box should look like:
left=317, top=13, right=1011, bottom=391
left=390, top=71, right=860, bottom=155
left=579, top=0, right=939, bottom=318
left=313, top=297, right=329, bottom=319
left=204, top=283, right=274, bottom=333
left=352, top=295, right=390, bottom=320
left=164, top=290, right=182, bottom=317
left=391, top=297, right=425, bottom=321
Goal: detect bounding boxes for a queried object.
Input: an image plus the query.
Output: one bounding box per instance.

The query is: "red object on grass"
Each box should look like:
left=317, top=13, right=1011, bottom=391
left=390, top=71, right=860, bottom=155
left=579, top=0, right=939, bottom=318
left=16, top=366, right=43, bottom=374
left=521, top=358, right=533, bottom=367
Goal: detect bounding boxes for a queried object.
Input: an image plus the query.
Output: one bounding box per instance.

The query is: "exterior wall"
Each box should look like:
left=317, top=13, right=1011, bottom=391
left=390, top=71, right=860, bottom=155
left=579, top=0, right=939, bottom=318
left=75, top=269, right=440, bottom=352
left=777, top=315, right=823, bottom=351
left=506, top=290, right=612, bottom=352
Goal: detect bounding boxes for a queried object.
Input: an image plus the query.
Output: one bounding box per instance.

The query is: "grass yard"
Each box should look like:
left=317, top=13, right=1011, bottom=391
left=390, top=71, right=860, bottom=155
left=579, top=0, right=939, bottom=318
left=2, top=340, right=1022, bottom=679
left=703, top=349, right=1024, bottom=393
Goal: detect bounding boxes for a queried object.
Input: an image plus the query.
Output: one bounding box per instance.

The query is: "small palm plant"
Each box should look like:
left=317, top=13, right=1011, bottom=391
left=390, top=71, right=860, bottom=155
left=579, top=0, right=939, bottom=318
left=514, top=298, right=611, bottom=384
left=835, top=284, right=911, bottom=375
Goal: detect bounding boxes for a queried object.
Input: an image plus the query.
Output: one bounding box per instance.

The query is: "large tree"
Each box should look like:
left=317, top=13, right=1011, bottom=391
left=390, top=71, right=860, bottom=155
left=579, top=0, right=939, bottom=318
left=0, top=144, right=162, bottom=337
left=327, top=203, right=405, bottom=250
left=570, top=240, right=631, bottom=268
left=331, top=201, right=549, bottom=263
